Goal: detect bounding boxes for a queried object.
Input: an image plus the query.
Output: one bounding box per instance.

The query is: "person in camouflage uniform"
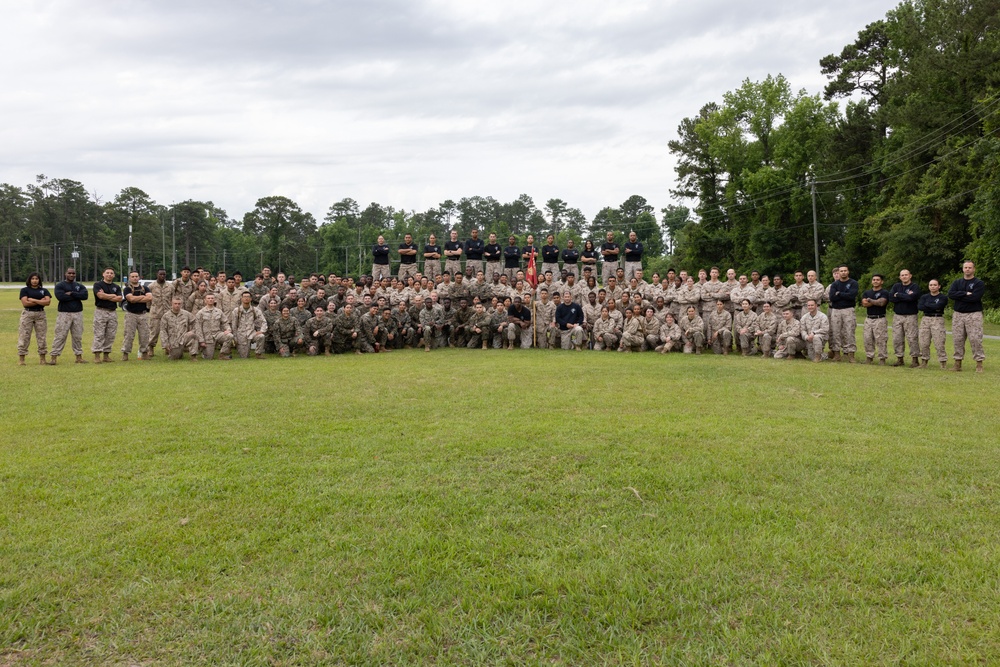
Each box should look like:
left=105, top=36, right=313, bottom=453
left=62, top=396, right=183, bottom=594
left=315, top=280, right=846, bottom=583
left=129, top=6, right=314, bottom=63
left=681, top=306, right=706, bottom=354
left=733, top=299, right=759, bottom=355
left=753, top=302, right=780, bottom=357
left=799, top=299, right=830, bottom=363
left=707, top=299, right=733, bottom=355
left=160, top=296, right=199, bottom=361
left=270, top=307, right=304, bottom=357
left=619, top=306, right=644, bottom=352
left=230, top=292, right=267, bottom=359
left=145, top=269, right=173, bottom=357
left=304, top=307, right=334, bottom=355
left=658, top=312, right=683, bottom=353
left=418, top=298, right=444, bottom=351
left=489, top=300, right=508, bottom=349
left=377, top=307, right=398, bottom=350
left=194, top=293, right=234, bottom=360
left=465, top=303, right=493, bottom=349
left=452, top=298, right=473, bottom=347
left=773, top=308, right=803, bottom=360
left=533, top=288, right=556, bottom=349
left=393, top=300, right=416, bottom=349
left=261, top=299, right=281, bottom=354
left=642, top=307, right=661, bottom=351
left=332, top=303, right=362, bottom=354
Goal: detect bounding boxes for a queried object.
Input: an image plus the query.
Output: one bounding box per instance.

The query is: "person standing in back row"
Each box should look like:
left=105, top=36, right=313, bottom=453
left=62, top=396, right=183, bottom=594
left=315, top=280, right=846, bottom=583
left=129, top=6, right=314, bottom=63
left=861, top=274, right=889, bottom=365
left=18, top=272, right=51, bottom=366
left=92, top=267, right=123, bottom=363
left=888, top=269, right=921, bottom=367
left=600, top=231, right=619, bottom=286
left=947, top=260, right=985, bottom=373
left=121, top=270, right=151, bottom=361
left=49, top=267, right=89, bottom=365
left=828, top=265, right=859, bottom=362
left=623, top=231, right=643, bottom=281
left=918, top=280, right=948, bottom=369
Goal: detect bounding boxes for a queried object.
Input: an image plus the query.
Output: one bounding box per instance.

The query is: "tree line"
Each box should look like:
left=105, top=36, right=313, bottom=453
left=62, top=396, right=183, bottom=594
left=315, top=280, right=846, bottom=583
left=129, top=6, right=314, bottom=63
left=0, top=179, right=675, bottom=285
left=667, top=0, right=1000, bottom=305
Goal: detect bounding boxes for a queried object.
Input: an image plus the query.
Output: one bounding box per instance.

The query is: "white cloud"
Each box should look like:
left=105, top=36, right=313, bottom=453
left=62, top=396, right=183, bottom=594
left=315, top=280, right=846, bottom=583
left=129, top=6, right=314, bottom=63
left=0, top=0, right=901, bottom=221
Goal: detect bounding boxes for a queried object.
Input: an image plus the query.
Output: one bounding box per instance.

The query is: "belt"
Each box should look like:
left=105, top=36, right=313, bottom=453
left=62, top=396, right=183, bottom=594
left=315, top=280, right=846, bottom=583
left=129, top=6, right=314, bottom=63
left=866, top=315, right=885, bottom=319
left=923, top=314, right=943, bottom=317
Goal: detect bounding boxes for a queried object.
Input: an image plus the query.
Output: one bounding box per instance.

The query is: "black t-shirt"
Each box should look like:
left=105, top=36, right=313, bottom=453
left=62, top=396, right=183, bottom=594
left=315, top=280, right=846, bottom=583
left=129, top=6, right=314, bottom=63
left=484, top=243, right=501, bottom=262
left=521, top=245, right=538, bottom=261
left=20, top=286, right=50, bottom=311
left=582, top=249, right=599, bottom=263
left=123, top=284, right=150, bottom=314
left=601, top=242, right=619, bottom=260
left=562, top=248, right=580, bottom=264
left=444, top=241, right=463, bottom=258
left=398, top=242, right=417, bottom=264
left=93, top=281, right=122, bottom=310
left=503, top=245, right=521, bottom=268
left=372, top=244, right=390, bottom=265
left=508, top=304, right=531, bottom=323
left=862, top=289, right=889, bottom=318
left=424, top=244, right=441, bottom=258
left=624, top=242, right=643, bottom=262
left=465, top=239, right=485, bottom=260
left=541, top=245, right=560, bottom=263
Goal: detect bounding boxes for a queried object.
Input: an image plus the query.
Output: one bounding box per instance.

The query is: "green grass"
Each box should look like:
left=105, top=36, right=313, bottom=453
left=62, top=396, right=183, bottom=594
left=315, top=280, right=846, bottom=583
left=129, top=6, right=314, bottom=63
left=1, top=291, right=999, bottom=665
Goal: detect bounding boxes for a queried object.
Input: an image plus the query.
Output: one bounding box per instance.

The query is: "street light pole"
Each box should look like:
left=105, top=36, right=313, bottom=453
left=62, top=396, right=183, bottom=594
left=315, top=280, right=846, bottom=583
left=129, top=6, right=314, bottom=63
left=171, top=210, right=177, bottom=279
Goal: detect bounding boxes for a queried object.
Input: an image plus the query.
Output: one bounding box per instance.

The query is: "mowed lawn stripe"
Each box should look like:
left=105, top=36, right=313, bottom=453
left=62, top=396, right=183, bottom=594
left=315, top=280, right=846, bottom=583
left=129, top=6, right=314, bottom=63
left=2, top=294, right=999, bottom=664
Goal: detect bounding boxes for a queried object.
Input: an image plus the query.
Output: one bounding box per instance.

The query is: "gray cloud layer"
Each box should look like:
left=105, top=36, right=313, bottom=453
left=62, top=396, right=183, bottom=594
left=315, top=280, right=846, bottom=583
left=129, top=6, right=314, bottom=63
left=1, top=0, right=900, bottom=219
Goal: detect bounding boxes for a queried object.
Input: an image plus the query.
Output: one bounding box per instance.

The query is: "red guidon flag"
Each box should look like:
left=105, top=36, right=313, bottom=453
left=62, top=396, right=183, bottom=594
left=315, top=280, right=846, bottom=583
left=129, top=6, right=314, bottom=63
left=525, top=247, right=538, bottom=288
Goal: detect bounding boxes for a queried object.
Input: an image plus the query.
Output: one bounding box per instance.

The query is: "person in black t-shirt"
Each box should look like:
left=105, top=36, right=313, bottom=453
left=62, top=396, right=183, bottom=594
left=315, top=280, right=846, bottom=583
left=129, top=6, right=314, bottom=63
left=860, top=274, right=889, bottom=364
left=18, top=272, right=51, bottom=365
left=561, top=239, right=580, bottom=278
left=49, top=267, right=89, bottom=364
left=947, top=260, right=986, bottom=372
left=600, top=231, right=619, bottom=286
left=464, top=229, right=485, bottom=275
left=483, top=232, right=502, bottom=283
left=444, top=230, right=463, bottom=276
left=121, top=270, right=152, bottom=361
left=918, top=279, right=949, bottom=368
left=371, top=235, right=391, bottom=281
left=423, top=234, right=442, bottom=280
left=398, top=233, right=418, bottom=280
left=92, top=267, right=124, bottom=363
left=503, top=235, right=521, bottom=284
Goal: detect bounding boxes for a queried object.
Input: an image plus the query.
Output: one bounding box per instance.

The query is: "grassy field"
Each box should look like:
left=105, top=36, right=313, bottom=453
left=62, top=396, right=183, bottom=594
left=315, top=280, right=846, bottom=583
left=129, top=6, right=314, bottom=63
left=2, top=291, right=999, bottom=665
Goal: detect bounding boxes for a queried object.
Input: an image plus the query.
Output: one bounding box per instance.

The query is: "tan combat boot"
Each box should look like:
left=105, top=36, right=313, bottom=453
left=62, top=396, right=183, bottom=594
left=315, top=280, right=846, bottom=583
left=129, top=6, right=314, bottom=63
left=865, top=356, right=873, bottom=364
left=847, top=352, right=855, bottom=363
left=940, top=361, right=947, bottom=369
left=976, top=361, right=984, bottom=373
left=39, top=354, right=47, bottom=365
left=94, top=353, right=102, bottom=363
left=953, top=359, right=962, bottom=372
left=18, top=355, right=26, bottom=366
left=121, top=353, right=129, bottom=362
left=47, top=355, right=57, bottom=365
left=103, top=352, right=113, bottom=363
left=482, top=341, right=487, bottom=350
left=813, top=353, right=822, bottom=363
left=919, top=359, right=927, bottom=368
left=893, top=356, right=905, bottom=367
left=75, top=354, right=87, bottom=364
left=832, top=350, right=841, bottom=362
left=910, top=357, right=920, bottom=368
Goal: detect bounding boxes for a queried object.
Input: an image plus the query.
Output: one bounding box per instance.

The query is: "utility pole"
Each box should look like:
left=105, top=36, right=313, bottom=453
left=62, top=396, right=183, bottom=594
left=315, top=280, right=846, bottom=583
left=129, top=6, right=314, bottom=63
left=810, top=177, right=820, bottom=275
left=161, top=209, right=166, bottom=270
left=128, top=225, right=134, bottom=273
left=171, top=210, right=177, bottom=279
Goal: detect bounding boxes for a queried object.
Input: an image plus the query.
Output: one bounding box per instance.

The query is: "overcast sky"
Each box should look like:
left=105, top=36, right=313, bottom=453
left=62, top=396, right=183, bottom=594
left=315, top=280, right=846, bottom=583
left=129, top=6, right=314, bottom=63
left=1, top=0, right=901, bottom=222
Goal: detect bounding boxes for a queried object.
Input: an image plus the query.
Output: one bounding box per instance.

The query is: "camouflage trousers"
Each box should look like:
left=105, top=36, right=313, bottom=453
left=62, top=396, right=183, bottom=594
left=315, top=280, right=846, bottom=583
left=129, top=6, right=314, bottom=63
left=756, top=332, right=774, bottom=357
left=276, top=337, right=303, bottom=357
left=485, top=262, right=501, bottom=283
left=235, top=331, right=266, bottom=358
left=919, top=316, right=947, bottom=362
left=397, top=263, right=418, bottom=280
left=371, top=264, right=391, bottom=281
left=423, top=260, right=441, bottom=280
left=444, top=259, right=462, bottom=277
left=601, top=263, right=617, bottom=287
left=121, top=312, right=150, bottom=356
left=952, top=311, right=985, bottom=362
left=659, top=338, right=682, bottom=353
left=91, top=308, right=118, bottom=353
left=559, top=326, right=585, bottom=349
left=17, top=310, right=47, bottom=356
left=804, top=333, right=826, bottom=358
left=683, top=330, right=705, bottom=352
left=465, top=260, right=484, bottom=276
left=541, top=263, right=559, bottom=281
left=201, top=331, right=234, bottom=359
left=165, top=332, right=198, bottom=360
left=773, top=337, right=803, bottom=359
left=643, top=334, right=660, bottom=351
left=620, top=331, right=643, bottom=352
left=506, top=323, right=532, bottom=349
left=892, top=314, right=919, bottom=358
left=593, top=332, right=619, bottom=351
left=863, top=317, right=888, bottom=360
left=624, top=261, right=642, bottom=282
left=829, top=309, right=856, bottom=353
left=533, top=324, right=553, bottom=349
left=147, top=312, right=165, bottom=353
left=737, top=330, right=756, bottom=355
left=503, top=267, right=519, bottom=284
left=51, top=311, right=84, bottom=357
left=465, top=328, right=490, bottom=348
left=711, top=329, right=733, bottom=354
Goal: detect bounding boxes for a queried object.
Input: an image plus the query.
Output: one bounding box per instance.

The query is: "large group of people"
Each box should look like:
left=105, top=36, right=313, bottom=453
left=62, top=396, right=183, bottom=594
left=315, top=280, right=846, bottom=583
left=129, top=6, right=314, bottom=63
left=16, top=231, right=988, bottom=373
